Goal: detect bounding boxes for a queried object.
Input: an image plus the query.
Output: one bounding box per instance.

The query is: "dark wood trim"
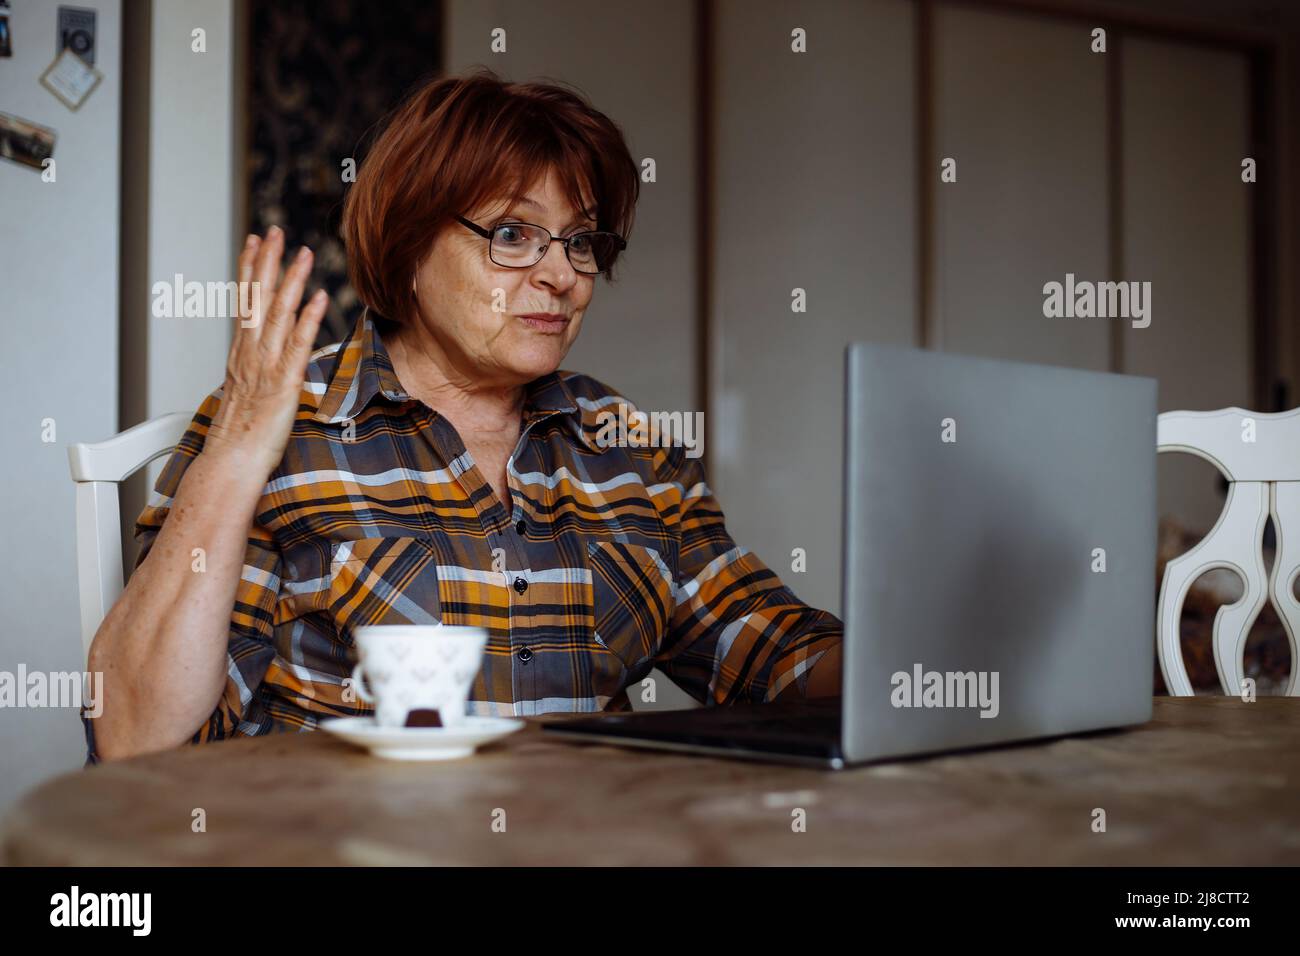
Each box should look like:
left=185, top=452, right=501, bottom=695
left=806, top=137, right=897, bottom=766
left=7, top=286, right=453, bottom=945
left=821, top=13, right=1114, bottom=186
left=1106, top=25, right=1123, bottom=374
left=696, top=0, right=715, bottom=475
left=1249, top=45, right=1282, bottom=411
left=1279, top=39, right=1298, bottom=412
left=233, top=0, right=251, bottom=248
left=118, top=0, right=154, bottom=575
left=917, top=0, right=934, bottom=349
left=119, top=0, right=151, bottom=436
left=941, top=0, right=1277, bottom=53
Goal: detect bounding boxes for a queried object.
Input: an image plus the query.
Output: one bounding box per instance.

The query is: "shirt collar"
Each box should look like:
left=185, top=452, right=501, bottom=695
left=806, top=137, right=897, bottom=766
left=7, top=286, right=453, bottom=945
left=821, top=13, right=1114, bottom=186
left=313, top=309, right=603, bottom=452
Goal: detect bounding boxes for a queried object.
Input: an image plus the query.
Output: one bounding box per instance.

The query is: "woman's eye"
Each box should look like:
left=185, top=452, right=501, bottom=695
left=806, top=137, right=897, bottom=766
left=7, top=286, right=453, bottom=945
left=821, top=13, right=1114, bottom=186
left=568, top=234, right=591, bottom=251
left=496, top=225, right=524, bottom=244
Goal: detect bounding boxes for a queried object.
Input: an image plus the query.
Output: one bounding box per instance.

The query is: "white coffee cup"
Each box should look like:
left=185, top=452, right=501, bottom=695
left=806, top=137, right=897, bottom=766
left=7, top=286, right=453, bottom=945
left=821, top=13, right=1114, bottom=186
left=350, top=625, right=488, bottom=729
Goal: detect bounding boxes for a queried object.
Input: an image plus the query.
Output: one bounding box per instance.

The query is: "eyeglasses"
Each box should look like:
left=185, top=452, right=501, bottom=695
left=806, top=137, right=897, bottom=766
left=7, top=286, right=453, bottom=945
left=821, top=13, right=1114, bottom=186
left=456, top=215, right=626, bottom=275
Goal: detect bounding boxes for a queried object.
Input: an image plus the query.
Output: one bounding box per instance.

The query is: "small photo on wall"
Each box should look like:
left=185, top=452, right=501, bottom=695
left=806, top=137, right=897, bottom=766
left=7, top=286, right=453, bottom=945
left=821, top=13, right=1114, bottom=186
left=0, top=112, right=58, bottom=170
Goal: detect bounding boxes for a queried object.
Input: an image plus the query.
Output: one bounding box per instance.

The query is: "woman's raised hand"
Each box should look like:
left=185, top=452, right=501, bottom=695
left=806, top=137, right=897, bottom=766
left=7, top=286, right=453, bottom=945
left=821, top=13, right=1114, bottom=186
left=205, top=226, right=329, bottom=474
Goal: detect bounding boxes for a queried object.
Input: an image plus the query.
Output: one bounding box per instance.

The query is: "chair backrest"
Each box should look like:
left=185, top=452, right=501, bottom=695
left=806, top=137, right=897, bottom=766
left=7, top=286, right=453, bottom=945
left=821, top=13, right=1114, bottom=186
left=1156, top=407, right=1300, bottom=697
left=67, top=412, right=191, bottom=660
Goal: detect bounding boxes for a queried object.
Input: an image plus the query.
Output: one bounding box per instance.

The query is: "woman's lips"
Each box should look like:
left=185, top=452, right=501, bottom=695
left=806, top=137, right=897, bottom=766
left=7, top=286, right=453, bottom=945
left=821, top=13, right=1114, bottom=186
left=517, top=314, right=570, bottom=333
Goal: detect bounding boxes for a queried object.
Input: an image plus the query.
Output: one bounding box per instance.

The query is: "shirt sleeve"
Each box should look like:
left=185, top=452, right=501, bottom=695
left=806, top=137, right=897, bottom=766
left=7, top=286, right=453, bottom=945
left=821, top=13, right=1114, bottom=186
left=650, top=442, right=843, bottom=706
left=80, top=388, right=281, bottom=765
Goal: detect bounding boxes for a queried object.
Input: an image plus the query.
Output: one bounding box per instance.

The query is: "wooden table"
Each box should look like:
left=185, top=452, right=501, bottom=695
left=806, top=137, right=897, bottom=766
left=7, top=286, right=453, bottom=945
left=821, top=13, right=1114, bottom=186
left=3, top=697, right=1297, bottom=865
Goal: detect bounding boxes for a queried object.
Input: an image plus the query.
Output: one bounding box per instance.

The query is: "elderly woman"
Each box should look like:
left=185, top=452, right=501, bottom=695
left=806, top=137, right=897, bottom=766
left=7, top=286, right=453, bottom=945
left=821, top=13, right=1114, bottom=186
left=85, top=70, right=842, bottom=762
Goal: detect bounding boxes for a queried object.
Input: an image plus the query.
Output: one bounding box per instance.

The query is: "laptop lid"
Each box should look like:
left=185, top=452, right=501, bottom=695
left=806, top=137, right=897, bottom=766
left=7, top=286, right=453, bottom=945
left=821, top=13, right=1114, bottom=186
left=841, top=343, right=1157, bottom=764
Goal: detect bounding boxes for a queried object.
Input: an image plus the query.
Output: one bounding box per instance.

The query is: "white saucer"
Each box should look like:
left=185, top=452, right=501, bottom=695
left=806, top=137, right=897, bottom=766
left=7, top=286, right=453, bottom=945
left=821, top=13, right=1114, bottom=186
left=318, top=715, right=525, bottom=761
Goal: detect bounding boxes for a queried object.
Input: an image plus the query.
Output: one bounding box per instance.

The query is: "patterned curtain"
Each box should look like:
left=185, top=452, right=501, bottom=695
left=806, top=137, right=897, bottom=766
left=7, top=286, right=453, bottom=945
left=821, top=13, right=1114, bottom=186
left=249, top=0, right=444, bottom=345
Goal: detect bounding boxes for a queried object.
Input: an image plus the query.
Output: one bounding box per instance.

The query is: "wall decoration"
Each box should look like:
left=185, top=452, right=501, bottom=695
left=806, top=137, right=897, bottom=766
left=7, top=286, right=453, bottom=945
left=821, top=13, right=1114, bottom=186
left=0, top=110, right=56, bottom=169
left=57, top=5, right=95, bottom=66
left=39, top=46, right=101, bottom=110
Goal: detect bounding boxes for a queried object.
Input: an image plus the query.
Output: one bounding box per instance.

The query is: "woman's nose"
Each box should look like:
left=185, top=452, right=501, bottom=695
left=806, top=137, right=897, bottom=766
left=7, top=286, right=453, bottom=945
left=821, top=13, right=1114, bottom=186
left=531, top=240, right=577, bottom=287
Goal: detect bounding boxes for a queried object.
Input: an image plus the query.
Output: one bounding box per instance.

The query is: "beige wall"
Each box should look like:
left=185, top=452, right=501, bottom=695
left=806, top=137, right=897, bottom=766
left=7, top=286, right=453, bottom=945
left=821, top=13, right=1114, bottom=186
left=932, top=4, right=1110, bottom=369
left=711, top=0, right=918, bottom=617
left=1122, top=37, right=1253, bottom=530
left=1119, top=0, right=1300, bottom=415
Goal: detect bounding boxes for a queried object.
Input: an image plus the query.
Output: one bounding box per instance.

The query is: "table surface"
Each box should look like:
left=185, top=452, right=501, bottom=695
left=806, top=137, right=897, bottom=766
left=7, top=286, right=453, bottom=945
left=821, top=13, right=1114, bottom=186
left=4, top=697, right=1297, bottom=865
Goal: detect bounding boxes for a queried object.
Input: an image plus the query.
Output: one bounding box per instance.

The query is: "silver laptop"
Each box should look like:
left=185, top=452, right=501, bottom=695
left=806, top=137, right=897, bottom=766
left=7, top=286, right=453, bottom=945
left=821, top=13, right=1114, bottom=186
left=542, top=343, right=1158, bottom=769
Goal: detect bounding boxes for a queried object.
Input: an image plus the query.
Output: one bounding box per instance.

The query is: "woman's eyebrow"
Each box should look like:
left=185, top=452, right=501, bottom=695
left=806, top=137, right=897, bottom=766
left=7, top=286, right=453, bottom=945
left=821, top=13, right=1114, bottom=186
left=510, top=196, right=597, bottom=227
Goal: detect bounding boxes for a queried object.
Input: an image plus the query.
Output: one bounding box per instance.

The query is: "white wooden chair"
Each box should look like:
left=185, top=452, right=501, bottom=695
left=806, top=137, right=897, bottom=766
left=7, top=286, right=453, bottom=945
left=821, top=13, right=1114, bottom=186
left=67, top=413, right=191, bottom=661
left=1156, top=407, right=1300, bottom=696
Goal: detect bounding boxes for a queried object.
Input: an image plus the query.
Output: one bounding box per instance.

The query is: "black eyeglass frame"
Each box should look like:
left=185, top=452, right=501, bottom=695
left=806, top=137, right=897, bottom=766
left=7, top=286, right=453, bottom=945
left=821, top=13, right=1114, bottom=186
left=455, top=215, right=627, bottom=275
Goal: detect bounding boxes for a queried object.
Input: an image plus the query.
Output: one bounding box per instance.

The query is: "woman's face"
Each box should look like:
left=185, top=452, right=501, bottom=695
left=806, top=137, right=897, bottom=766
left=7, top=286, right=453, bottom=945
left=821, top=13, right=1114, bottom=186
left=409, top=166, right=597, bottom=388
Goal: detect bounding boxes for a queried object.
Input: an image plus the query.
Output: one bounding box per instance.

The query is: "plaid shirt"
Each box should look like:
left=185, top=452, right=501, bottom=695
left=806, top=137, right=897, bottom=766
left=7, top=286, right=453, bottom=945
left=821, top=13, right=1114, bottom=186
left=82, top=312, right=842, bottom=763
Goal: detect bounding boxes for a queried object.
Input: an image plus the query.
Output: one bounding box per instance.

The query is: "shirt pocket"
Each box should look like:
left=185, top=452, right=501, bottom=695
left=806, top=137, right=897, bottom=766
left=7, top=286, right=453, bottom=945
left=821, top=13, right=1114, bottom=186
left=586, top=540, right=675, bottom=674
left=328, top=536, right=442, bottom=641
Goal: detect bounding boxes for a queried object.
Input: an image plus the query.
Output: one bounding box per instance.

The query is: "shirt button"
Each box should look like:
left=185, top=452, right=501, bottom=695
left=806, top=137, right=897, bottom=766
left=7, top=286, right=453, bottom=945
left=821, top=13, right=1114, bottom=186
left=513, top=576, right=528, bottom=594
left=516, top=518, right=526, bottom=536
left=517, top=646, right=533, bottom=663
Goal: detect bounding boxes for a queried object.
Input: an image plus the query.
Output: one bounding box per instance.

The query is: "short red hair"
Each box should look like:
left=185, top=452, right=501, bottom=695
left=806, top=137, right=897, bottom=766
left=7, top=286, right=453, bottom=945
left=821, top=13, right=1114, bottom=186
left=342, top=68, right=640, bottom=329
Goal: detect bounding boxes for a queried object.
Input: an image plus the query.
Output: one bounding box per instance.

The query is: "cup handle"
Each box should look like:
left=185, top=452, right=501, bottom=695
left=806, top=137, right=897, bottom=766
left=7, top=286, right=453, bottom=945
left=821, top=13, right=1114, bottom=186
left=350, top=661, right=375, bottom=704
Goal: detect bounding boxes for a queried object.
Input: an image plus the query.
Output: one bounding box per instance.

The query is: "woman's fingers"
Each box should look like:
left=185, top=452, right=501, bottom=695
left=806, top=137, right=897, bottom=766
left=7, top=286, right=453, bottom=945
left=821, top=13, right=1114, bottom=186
left=209, top=224, right=324, bottom=472
left=230, top=224, right=322, bottom=387
left=261, top=245, right=313, bottom=358
left=285, top=289, right=329, bottom=369
left=251, top=225, right=284, bottom=331
left=232, top=233, right=262, bottom=357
